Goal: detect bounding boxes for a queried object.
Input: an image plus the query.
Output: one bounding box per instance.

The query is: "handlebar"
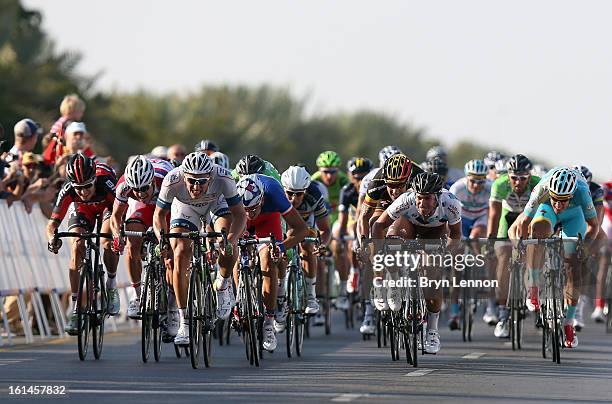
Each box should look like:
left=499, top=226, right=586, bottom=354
left=54, top=230, right=112, bottom=240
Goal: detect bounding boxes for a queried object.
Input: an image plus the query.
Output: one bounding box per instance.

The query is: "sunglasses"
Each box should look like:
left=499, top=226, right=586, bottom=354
left=73, top=181, right=95, bottom=190
left=385, top=182, right=407, bottom=189
left=509, top=175, right=529, bottom=182
left=469, top=178, right=486, bottom=185
left=550, top=195, right=571, bottom=203
left=185, top=176, right=210, bottom=186
left=286, top=190, right=305, bottom=197
left=321, top=169, right=338, bottom=174
left=132, top=184, right=151, bottom=193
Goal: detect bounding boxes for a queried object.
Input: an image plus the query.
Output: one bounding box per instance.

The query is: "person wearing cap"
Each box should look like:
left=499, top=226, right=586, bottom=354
left=43, top=94, right=86, bottom=166
left=7, top=118, right=42, bottom=163
left=47, top=122, right=95, bottom=167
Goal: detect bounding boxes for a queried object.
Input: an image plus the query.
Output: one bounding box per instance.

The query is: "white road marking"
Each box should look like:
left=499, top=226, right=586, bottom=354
left=404, top=368, right=436, bottom=377
left=331, top=393, right=365, bottom=402
left=462, top=352, right=487, bottom=359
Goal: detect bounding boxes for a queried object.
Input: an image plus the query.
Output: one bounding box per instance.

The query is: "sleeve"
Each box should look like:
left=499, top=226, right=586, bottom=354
left=266, top=177, right=292, bottom=215
left=446, top=195, right=462, bottom=225
left=308, top=183, right=329, bottom=219
left=489, top=177, right=504, bottom=202
left=364, top=171, right=385, bottom=208
left=580, top=188, right=598, bottom=220
left=264, top=161, right=282, bottom=183
left=51, top=183, right=74, bottom=222
left=523, top=180, right=548, bottom=218
left=230, top=169, right=240, bottom=182
left=386, top=194, right=411, bottom=221
left=338, top=186, right=350, bottom=212
left=114, top=178, right=130, bottom=204
left=157, top=170, right=181, bottom=210
left=220, top=175, right=241, bottom=207
left=592, top=185, right=604, bottom=206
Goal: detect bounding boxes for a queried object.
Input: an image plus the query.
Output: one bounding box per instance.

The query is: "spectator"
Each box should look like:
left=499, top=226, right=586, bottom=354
left=7, top=119, right=42, bottom=163
left=43, top=94, right=86, bottom=166
left=167, top=144, right=186, bottom=164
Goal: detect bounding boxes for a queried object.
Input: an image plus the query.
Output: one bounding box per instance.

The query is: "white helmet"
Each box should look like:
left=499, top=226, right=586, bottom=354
left=378, top=145, right=402, bottom=167
left=125, top=155, right=154, bottom=188
left=181, top=151, right=213, bottom=175
left=426, top=145, right=447, bottom=161
left=495, top=157, right=509, bottom=175
left=236, top=174, right=264, bottom=208
left=549, top=167, right=577, bottom=199
left=211, top=151, right=230, bottom=170
left=464, top=159, right=488, bottom=176
left=281, top=165, right=311, bottom=191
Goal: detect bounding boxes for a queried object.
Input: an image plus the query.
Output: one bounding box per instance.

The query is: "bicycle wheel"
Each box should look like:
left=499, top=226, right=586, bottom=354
left=389, top=312, right=400, bottom=361
left=153, top=269, right=167, bottom=363
left=245, top=272, right=260, bottom=367
left=461, top=289, right=468, bottom=342
left=325, top=260, right=333, bottom=335
left=552, top=296, right=561, bottom=364
left=188, top=267, right=203, bottom=369
left=202, top=275, right=214, bottom=368
left=376, top=310, right=382, bottom=347
left=541, top=303, right=550, bottom=359
left=141, top=271, right=153, bottom=363
left=92, top=266, right=106, bottom=360
left=411, top=298, right=419, bottom=367
left=77, top=266, right=92, bottom=361
left=403, top=301, right=413, bottom=366
left=286, top=270, right=296, bottom=358
left=296, top=272, right=307, bottom=357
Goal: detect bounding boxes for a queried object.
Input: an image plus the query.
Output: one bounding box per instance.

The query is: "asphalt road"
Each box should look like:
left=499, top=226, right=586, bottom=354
left=1, top=309, right=612, bottom=404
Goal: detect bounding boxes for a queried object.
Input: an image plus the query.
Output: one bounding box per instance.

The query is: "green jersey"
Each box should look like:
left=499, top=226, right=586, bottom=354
left=490, top=173, right=540, bottom=237
left=311, top=170, right=349, bottom=224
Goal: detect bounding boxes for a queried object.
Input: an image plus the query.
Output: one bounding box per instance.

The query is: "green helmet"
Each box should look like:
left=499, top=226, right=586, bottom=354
left=316, top=151, right=341, bottom=168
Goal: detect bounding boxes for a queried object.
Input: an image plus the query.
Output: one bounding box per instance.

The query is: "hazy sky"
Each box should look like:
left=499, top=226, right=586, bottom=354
left=24, top=0, right=612, bottom=180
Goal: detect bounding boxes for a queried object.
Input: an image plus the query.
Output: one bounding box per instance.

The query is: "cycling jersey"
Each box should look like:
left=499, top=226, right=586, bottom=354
left=363, top=164, right=424, bottom=211
left=231, top=160, right=281, bottom=183
left=449, top=177, right=492, bottom=220
left=589, top=182, right=604, bottom=206
left=51, top=163, right=117, bottom=230
left=523, top=167, right=596, bottom=222
left=339, top=183, right=359, bottom=212
left=294, top=181, right=329, bottom=226
left=359, top=168, right=380, bottom=197
left=311, top=170, right=349, bottom=224
left=490, top=173, right=540, bottom=237
left=157, top=165, right=241, bottom=231
left=247, top=174, right=293, bottom=241
left=386, top=189, right=462, bottom=228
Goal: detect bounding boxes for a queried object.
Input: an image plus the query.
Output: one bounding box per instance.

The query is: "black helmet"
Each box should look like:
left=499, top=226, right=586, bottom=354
left=507, top=154, right=532, bottom=174
left=236, top=154, right=265, bottom=176
left=195, top=139, right=219, bottom=153
left=425, top=157, right=448, bottom=176
left=412, top=172, right=444, bottom=195
left=347, top=157, right=373, bottom=176
left=66, top=152, right=96, bottom=184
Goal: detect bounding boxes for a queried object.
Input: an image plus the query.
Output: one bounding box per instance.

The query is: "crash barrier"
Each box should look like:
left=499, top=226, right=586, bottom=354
left=0, top=200, right=133, bottom=346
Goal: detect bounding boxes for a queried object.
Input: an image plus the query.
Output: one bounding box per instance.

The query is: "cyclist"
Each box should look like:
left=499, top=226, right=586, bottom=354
left=46, top=152, right=120, bottom=334
left=357, top=153, right=423, bottom=334
left=195, top=139, right=219, bottom=156
left=449, top=159, right=494, bottom=329
left=487, top=154, right=539, bottom=338
left=337, top=157, right=374, bottom=306
left=281, top=165, right=332, bottom=326
left=484, top=151, right=505, bottom=181
left=516, top=167, right=600, bottom=348
left=211, top=151, right=230, bottom=170
left=109, top=155, right=177, bottom=334
left=359, top=146, right=401, bottom=198
left=426, top=145, right=463, bottom=183
left=235, top=174, right=308, bottom=351
left=153, top=152, right=247, bottom=345
left=231, top=154, right=281, bottom=183
left=372, top=172, right=462, bottom=354
left=423, top=156, right=453, bottom=189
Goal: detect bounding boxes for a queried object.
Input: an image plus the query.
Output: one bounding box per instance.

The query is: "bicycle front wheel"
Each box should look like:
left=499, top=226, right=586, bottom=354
left=77, top=267, right=92, bottom=361
left=286, top=270, right=296, bottom=358
left=202, top=276, right=214, bottom=368
left=296, top=272, right=307, bottom=357
left=188, top=267, right=203, bottom=369
left=141, top=271, right=153, bottom=363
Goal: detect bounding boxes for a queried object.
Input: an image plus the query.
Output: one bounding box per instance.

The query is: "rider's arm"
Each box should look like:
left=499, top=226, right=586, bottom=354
left=315, top=215, right=332, bottom=245
left=226, top=202, right=247, bottom=245
left=110, top=201, right=128, bottom=238
left=487, top=200, right=502, bottom=238
left=46, top=219, right=60, bottom=242
left=371, top=210, right=394, bottom=240
left=448, top=221, right=462, bottom=240
left=282, top=207, right=308, bottom=249
left=585, top=216, right=599, bottom=240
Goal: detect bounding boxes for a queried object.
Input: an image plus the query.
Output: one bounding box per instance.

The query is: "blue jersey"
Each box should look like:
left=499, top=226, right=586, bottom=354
left=257, top=174, right=292, bottom=215
left=523, top=167, right=597, bottom=221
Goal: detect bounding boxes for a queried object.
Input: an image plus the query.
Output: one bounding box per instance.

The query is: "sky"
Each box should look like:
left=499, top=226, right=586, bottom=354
left=24, top=0, right=612, bottom=180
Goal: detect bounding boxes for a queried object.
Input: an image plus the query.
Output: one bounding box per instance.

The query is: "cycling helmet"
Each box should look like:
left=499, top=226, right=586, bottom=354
left=495, top=157, right=509, bottom=175
left=125, top=155, right=154, bottom=188
left=464, top=159, right=488, bottom=177
left=384, top=153, right=413, bottom=184
left=507, top=154, right=532, bottom=174
left=316, top=151, right=341, bottom=168
left=236, top=174, right=264, bottom=208
left=347, top=157, right=374, bottom=176
left=194, top=139, right=219, bottom=153
left=181, top=152, right=214, bottom=175
left=484, top=150, right=505, bottom=168
left=66, top=152, right=96, bottom=184
left=549, top=168, right=577, bottom=200
left=236, top=154, right=266, bottom=176
left=211, top=151, right=230, bottom=170
left=426, top=145, right=447, bottom=161
left=412, top=172, right=445, bottom=195
left=571, top=165, right=592, bottom=183
left=281, top=165, right=311, bottom=191
left=425, top=157, right=448, bottom=176
left=378, top=145, right=402, bottom=167
left=531, top=164, right=548, bottom=178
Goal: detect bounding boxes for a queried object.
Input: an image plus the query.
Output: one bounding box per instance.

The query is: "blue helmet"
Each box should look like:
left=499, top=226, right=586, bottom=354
left=464, top=159, right=487, bottom=176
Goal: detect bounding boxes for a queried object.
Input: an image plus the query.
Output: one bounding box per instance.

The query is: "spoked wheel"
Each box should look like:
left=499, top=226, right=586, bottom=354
left=376, top=310, right=382, bottom=347
left=541, top=304, right=551, bottom=359
left=174, top=344, right=182, bottom=358
left=410, top=299, right=420, bottom=367
left=77, top=268, right=92, bottom=361
left=296, top=274, right=307, bottom=357
left=201, top=281, right=214, bottom=368
left=92, top=270, right=106, bottom=360
left=286, top=271, right=296, bottom=358
left=403, top=304, right=413, bottom=366
left=324, top=298, right=332, bottom=336
left=153, top=275, right=167, bottom=363
left=188, top=268, right=203, bottom=369
left=551, top=297, right=562, bottom=364
left=389, top=313, right=401, bottom=361
left=461, top=296, right=468, bottom=342
left=141, top=274, right=153, bottom=363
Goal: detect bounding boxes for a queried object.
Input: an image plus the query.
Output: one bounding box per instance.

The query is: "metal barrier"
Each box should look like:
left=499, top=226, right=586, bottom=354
left=0, top=200, right=133, bottom=346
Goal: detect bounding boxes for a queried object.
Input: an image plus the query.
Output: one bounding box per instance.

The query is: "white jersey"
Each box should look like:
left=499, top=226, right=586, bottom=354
left=157, top=166, right=240, bottom=211
left=387, top=189, right=462, bottom=227
left=449, top=177, right=491, bottom=220
left=359, top=168, right=380, bottom=197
